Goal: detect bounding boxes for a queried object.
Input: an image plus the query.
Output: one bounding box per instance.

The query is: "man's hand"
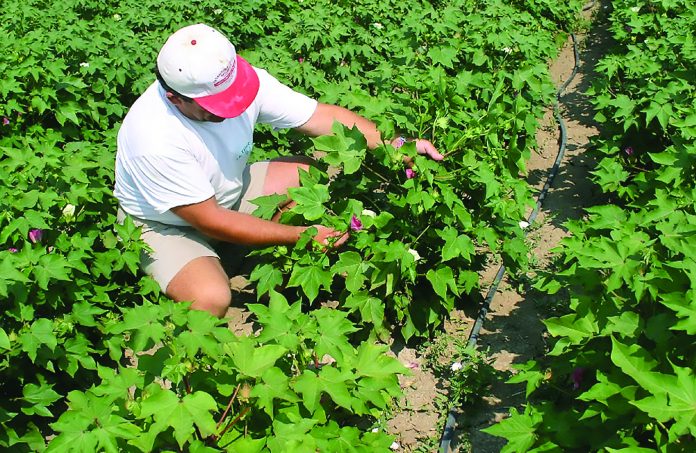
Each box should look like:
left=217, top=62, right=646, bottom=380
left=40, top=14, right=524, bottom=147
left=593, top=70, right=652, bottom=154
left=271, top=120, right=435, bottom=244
left=393, top=137, right=444, bottom=166
left=414, top=138, right=444, bottom=161
left=311, top=225, right=349, bottom=249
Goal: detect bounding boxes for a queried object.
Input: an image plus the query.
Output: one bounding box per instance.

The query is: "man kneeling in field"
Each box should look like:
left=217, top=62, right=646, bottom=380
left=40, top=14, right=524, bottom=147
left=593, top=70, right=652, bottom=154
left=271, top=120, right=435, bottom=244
left=114, top=23, right=443, bottom=317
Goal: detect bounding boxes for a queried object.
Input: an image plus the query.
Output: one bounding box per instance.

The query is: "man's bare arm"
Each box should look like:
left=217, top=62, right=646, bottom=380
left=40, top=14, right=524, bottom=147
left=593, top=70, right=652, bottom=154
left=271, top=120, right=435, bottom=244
left=171, top=197, right=348, bottom=247
left=296, top=103, right=444, bottom=160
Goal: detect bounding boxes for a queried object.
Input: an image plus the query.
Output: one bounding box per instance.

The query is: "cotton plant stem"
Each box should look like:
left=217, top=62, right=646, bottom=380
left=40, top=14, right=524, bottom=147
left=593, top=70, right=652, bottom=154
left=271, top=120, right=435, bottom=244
left=411, top=224, right=432, bottom=247
left=218, top=406, right=251, bottom=442
left=215, top=383, right=241, bottom=432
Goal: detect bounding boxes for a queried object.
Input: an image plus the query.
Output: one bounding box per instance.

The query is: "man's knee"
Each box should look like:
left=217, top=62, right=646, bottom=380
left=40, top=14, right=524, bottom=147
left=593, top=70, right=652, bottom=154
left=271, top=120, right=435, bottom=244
left=165, top=256, right=232, bottom=318
left=186, top=284, right=232, bottom=318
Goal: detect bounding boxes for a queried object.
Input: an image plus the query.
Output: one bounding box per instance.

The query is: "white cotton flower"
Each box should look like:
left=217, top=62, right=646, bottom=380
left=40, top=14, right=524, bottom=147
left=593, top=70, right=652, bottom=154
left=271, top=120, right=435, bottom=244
left=361, top=209, right=377, bottom=218
left=407, top=248, right=421, bottom=262
left=62, top=204, right=76, bottom=221
left=390, top=441, right=401, bottom=450
left=373, top=22, right=384, bottom=30
left=502, top=47, right=513, bottom=54
left=451, top=361, right=463, bottom=371
left=630, top=6, right=640, bottom=12
left=113, top=14, right=121, bottom=20
left=213, top=8, right=222, bottom=14
left=519, top=220, right=530, bottom=229
left=79, top=62, right=89, bottom=68
left=371, top=427, right=379, bottom=433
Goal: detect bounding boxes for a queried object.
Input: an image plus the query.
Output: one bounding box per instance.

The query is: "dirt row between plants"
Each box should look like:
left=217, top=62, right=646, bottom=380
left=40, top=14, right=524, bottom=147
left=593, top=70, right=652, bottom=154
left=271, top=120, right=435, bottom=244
left=222, top=4, right=611, bottom=451
left=387, top=3, right=611, bottom=452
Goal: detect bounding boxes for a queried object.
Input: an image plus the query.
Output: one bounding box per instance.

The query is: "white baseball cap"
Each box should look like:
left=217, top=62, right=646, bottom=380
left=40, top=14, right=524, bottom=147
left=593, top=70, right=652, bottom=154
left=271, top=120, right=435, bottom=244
left=157, top=24, right=260, bottom=118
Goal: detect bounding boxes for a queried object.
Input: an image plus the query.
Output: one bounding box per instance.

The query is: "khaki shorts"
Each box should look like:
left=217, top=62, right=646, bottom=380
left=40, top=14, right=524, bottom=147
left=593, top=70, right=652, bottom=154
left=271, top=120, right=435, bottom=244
left=117, top=162, right=270, bottom=291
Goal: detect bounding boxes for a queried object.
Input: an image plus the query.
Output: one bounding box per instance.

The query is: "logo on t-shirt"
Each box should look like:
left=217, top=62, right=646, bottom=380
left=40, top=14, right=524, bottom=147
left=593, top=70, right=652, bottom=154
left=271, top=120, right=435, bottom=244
left=238, top=142, right=252, bottom=160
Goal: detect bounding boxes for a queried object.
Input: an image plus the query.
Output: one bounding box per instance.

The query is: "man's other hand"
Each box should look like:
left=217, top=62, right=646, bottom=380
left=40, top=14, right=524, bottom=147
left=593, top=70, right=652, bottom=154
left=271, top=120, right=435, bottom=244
left=414, top=139, right=444, bottom=161
left=312, top=225, right=349, bottom=249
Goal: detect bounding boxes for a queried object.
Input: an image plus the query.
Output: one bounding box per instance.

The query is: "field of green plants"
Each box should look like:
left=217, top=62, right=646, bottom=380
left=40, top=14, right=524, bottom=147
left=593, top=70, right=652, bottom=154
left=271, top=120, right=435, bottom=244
left=5, top=0, right=691, bottom=451
left=486, top=0, right=696, bottom=451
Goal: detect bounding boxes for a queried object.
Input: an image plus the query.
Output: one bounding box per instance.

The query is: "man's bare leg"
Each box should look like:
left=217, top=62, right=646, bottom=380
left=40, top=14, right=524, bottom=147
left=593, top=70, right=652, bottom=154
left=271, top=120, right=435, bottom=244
left=165, top=256, right=232, bottom=318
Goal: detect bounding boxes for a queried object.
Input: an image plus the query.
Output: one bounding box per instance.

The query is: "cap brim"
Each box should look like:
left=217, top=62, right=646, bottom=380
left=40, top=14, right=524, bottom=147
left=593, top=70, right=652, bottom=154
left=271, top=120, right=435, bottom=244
left=194, top=56, right=260, bottom=119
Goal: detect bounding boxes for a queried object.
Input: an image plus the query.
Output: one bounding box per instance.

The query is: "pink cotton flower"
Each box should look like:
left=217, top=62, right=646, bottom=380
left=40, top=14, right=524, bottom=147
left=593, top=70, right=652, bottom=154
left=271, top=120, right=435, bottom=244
left=571, top=367, right=585, bottom=390
left=298, top=57, right=305, bottom=63
left=2, top=117, right=9, bottom=126
left=624, top=146, right=634, bottom=156
left=28, top=229, right=44, bottom=244
left=405, top=168, right=416, bottom=179
left=8, top=247, right=18, bottom=253
left=350, top=215, right=363, bottom=231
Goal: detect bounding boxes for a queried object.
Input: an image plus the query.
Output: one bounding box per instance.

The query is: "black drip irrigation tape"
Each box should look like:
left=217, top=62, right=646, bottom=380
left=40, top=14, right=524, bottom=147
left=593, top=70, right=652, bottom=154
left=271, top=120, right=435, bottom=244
left=438, top=32, right=581, bottom=453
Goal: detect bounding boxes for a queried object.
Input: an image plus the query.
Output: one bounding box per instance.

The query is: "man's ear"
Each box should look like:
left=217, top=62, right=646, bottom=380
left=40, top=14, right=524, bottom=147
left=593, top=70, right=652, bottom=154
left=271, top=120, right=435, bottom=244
left=165, top=92, right=183, bottom=106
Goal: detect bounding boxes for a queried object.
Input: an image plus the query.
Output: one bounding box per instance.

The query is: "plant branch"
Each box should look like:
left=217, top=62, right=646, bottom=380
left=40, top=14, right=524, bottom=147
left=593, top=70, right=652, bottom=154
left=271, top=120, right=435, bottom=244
left=218, top=406, right=251, bottom=442
left=411, top=224, right=432, bottom=247
left=216, top=383, right=241, bottom=431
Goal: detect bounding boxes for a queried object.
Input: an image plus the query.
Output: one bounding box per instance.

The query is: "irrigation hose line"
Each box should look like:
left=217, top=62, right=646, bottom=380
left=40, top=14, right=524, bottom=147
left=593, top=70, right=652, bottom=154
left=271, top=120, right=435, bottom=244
left=438, top=32, right=581, bottom=453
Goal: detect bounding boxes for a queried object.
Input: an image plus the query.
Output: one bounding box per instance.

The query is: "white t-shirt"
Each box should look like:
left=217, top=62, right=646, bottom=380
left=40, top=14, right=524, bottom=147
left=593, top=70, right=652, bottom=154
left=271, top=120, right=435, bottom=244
left=114, top=67, right=318, bottom=226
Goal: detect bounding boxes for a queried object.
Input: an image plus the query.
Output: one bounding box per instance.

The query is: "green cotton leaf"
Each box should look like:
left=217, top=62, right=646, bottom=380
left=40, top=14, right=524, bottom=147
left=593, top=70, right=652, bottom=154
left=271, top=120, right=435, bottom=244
left=20, top=318, right=58, bottom=362
left=604, top=311, right=641, bottom=337
left=287, top=263, right=332, bottom=302
left=585, top=205, right=628, bottom=230
left=312, top=122, right=367, bottom=175
left=313, top=309, right=358, bottom=363
left=33, top=253, right=72, bottom=289
left=92, top=366, right=143, bottom=403
left=318, top=366, right=355, bottom=411
left=332, top=251, right=366, bottom=292
left=22, top=381, right=62, bottom=417
left=111, top=302, right=173, bottom=352
left=294, top=371, right=322, bottom=414
left=46, top=411, right=99, bottom=452
left=507, top=361, right=545, bottom=398
left=578, top=371, right=632, bottom=404
left=343, top=292, right=386, bottom=336
left=228, top=339, right=287, bottom=378
left=661, top=365, right=696, bottom=438
left=70, top=301, right=106, bottom=328
left=249, top=367, right=300, bottom=418
left=139, top=387, right=217, bottom=449
left=631, top=365, right=696, bottom=438
left=268, top=415, right=318, bottom=451
left=425, top=266, right=459, bottom=300
left=440, top=227, right=475, bottom=262
left=249, top=263, right=284, bottom=300
left=55, top=101, right=81, bottom=126
left=648, top=151, right=679, bottom=166
left=610, top=338, right=663, bottom=392
left=658, top=293, right=696, bottom=335
left=544, top=314, right=598, bottom=344
left=482, top=407, right=541, bottom=452
left=643, top=101, right=673, bottom=129
left=288, top=184, right=330, bottom=221
left=0, top=328, right=11, bottom=350
left=428, top=46, right=458, bottom=68
left=220, top=435, right=265, bottom=453
left=250, top=292, right=303, bottom=350
left=354, top=342, right=407, bottom=379
left=249, top=193, right=289, bottom=220
left=49, top=391, right=141, bottom=452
